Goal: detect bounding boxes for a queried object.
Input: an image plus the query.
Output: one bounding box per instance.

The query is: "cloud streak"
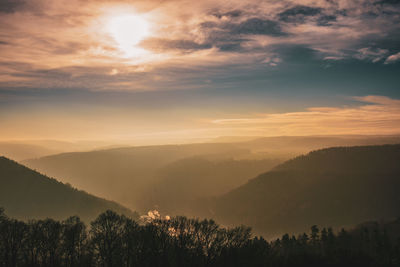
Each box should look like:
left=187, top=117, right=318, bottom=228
left=211, top=96, right=400, bottom=136
left=385, top=52, right=400, bottom=64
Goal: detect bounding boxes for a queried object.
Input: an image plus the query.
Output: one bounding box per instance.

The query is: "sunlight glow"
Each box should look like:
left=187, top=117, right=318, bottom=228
left=106, top=14, right=150, bottom=57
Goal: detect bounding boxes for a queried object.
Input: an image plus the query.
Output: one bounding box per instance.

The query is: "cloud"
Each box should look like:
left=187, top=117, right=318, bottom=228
left=323, top=56, right=344, bottom=60
left=211, top=96, right=400, bottom=136
left=276, top=4, right=338, bottom=26
left=262, top=55, right=282, bottom=66
left=354, top=47, right=389, bottom=62
left=316, top=14, right=337, bottom=26
left=354, top=95, right=400, bottom=106
left=384, top=52, right=400, bottom=63
left=0, top=0, right=26, bottom=13
left=140, top=38, right=212, bottom=53
left=0, top=0, right=399, bottom=91
left=228, top=18, right=286, bottom=36
left=197, top=17, right=285, bottom=52
left=212, top=9, right=243, bottom=19
left=278, top=5, right=322, bottom=23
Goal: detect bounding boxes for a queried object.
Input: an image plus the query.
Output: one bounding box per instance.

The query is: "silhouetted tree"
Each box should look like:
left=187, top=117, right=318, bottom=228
left=62, top=216, right=87, bottom=267
left=90, top=210, right=126, bottom=267
left=0, top=217, right=27, bottom=267
left=23, top=220, right=42, bottom=267
left=37, top=219, right=62, bottom=267
left=1, top=207, right=400, bottom=267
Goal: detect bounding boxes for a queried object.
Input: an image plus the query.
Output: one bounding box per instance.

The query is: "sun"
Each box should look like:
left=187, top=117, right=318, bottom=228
left=106, top=14, right=150, bottom=57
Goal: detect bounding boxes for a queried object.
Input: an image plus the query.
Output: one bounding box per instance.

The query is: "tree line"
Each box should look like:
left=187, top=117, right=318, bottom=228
left=1, top=207, right=399, bottom=267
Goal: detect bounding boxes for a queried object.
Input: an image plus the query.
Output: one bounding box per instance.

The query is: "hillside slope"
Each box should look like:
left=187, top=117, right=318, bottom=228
left=22, top=135, right=400, bottom=212
left=148, top=157, right=281, bottom=216
left=0, top=157, right=135, bottom=221
left=237, top=135, right=400, bottom=157
left=22, top=143, right=258, bottom=211
left=215, top=144, right=400, bottom=238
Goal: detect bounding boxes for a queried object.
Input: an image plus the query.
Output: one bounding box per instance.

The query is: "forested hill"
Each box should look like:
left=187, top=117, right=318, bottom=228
left=0, top=156, right=136, bottom=221
left=215, top=144, right=400, bottom=238
left=274, top=144, right=400, bottom=173
left=22, top=143, right=251, bottom=211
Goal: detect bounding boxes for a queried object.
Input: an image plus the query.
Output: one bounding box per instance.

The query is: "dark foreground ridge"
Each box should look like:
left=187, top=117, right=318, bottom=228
left=1, top=208, right=399, bottom=267
left=0, top=157, right=135, bottom=221
left=215, top=144, right=400, bottom=237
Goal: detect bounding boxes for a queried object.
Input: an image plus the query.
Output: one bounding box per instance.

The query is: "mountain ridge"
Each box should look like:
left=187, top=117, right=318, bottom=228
left=0, top=156, right=136, bottom=222
left=214, top=144, right=400, bottom=238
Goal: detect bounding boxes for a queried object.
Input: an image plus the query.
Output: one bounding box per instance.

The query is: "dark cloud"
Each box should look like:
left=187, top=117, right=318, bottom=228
left=201, top=16, right=285, bottom=37
left=316, top=14, right=337, bottom=26
left=269, top=44, right=319, bottom=63
left=356, top=0, right=400, bottom=17
left=140, top=38, right=212, bottom=53
left=197, top=17, right=285, bottom=52
left=217, top=42, right=243, bottom=52
left=229, top=18, right=286, bottom=36
left=278, top=5, right=322, bottom=23
left=212, top=9, right=242, bottom=19
left=374, top=0, right=400, bottom=6
left=200, top=21, right=218, bottom=29
left=0, top=0, right=26, bottom=13
left=204, top=31, right=250, bottom=52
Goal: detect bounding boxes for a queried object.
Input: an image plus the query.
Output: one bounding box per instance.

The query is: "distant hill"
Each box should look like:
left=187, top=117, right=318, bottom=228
left=0, top=142, right=61, bottom=161
left=236, top=135, right=400, bottom=158
left=214, top=144, right=400, bottom=238
left=22, top=136, right=400, bottom=213
left=22, top=143, right=255, bottom=211
left=0, top=156, right=136, bottom=221
left=0, top=140, right=124, bottom=161
left=148, top=157, right=281, bottom=216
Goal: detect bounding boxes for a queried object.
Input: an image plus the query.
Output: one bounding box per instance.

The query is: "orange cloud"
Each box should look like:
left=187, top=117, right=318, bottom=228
left=211, top=96, right=400, bottom=136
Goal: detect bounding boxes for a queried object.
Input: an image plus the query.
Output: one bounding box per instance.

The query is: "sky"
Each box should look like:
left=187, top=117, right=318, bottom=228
left=0, top=0, right=400, bottom=143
